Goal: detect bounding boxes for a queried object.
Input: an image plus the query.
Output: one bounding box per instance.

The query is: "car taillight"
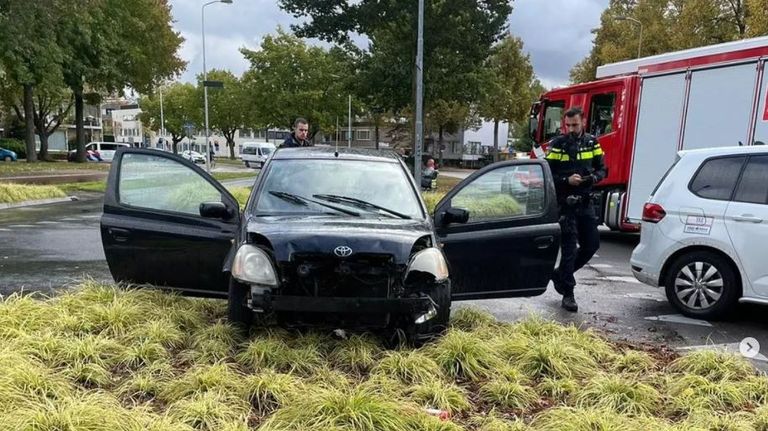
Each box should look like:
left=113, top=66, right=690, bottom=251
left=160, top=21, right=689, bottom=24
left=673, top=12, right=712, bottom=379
left=642, top=203, right=666, bottom=223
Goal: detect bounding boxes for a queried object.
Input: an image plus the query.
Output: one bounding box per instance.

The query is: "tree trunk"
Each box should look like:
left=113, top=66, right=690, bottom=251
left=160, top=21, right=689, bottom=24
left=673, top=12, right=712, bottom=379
left=37, top=131, right=50, bottom=161
left=438, top=125, right=444, bottom=167
left=23, top=84, right=37, bottom=162
left=374, top=116, right=380, bottom=150
left=172, top=134, right=182, bottom=154
left=74, top=87, right=86, bottom=163
left=493, top=119, right=499, bottom=162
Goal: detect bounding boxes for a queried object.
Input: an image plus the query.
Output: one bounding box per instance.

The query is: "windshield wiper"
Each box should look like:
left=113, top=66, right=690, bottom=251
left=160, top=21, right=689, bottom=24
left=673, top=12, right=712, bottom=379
left=312, top=194, right=412, bottom=219
left=268, top=191, right=360, bottom=217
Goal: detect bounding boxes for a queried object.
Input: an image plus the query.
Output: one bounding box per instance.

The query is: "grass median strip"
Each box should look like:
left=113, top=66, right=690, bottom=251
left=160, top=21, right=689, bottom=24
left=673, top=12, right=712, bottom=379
left=0, top=182, right=67, bottom=204
left=2, top=281, right=768, bottom=430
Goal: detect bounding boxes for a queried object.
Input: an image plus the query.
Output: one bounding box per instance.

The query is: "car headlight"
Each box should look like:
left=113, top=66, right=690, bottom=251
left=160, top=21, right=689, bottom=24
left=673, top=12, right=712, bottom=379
left=232, top=245, right=278, bottom=286
left=404, top=247, right=449, bottom=284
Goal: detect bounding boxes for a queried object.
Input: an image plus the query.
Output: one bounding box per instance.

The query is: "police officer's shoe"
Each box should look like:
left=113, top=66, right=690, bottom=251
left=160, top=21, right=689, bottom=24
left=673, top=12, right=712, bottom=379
left=561, top=294, right=578, bottom=312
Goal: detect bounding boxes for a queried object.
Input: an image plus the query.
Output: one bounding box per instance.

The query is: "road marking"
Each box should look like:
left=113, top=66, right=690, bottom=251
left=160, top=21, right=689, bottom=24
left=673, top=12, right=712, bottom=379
left=60, top=218, right=79, bottom=221
left=0, top=228, right=10, bottom=232
left=35, top=221, right=59, bottom=225
left=7, top=225, right=35, bottom=228
left=591, top=263, right=614, bottom=268
left=678, top=341, right=768, bottom=362
left=605, top=275, right=642, bottom=284
left=645, top=314, right=712, bottom=327
left=625, top=292, right=667, bottom=302
left=79, top=215, right=100, bottom=219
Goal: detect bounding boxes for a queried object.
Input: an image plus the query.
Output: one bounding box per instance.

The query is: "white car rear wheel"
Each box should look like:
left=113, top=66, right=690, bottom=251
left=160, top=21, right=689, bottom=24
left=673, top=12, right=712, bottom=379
left=664, top=251, right=739, bottom=320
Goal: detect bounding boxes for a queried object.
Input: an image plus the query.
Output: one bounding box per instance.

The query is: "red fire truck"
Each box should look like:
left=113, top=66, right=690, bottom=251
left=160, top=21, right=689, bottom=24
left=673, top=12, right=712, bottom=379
left=529, top=36, right=768, bottom=232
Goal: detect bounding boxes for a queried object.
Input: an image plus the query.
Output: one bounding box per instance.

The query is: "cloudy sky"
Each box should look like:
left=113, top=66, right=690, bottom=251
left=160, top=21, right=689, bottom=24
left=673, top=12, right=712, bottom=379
left=169, top=0, right=610, bottom=89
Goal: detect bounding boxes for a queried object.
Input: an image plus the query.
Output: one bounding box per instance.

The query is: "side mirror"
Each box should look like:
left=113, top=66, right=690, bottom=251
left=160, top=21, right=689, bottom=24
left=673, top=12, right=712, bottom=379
left=442, top=207, right=469, bottom=225
left=200, top=201, right=231, bottom=219
left=528, top=117, right=538, bottom=139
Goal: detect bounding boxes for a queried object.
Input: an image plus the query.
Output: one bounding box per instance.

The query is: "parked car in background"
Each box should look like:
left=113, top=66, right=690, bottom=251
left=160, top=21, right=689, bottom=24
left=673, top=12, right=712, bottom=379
left=240, top=141, right=276, bottom=168
left=181, top=150, right=206, bottom=164
left=631, top=146, right=768, bottom=319
left=68, top=142, right=130, bottom=162
left=100, top=147, right=561, bottom=343
left=0, top=147, right=17, bottom=162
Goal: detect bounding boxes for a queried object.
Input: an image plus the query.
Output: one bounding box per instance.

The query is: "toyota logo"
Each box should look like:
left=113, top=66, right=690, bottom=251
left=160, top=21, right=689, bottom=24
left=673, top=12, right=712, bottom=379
left=334, top=246, right=353, bottom=257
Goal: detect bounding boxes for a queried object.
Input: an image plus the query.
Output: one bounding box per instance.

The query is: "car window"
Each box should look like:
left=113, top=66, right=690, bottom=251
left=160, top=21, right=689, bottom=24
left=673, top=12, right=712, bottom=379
left=588, top=92, right=615, bottom=137
left=450, top=164, right=546, bottom=223
left=733, top=155, right=768, bottom=205
left=543, top=100, right=565, bottom=141
left=243, top=146, right=258, bottom=155
left=101, top=144, right=117, bottom=151
left=254, top=159, right=423, bottom=219
left=118, top=153, right=221, bottom=215
left=689, top=156, right=746, bottom=201
left=261, top=147, right=274, bottom=155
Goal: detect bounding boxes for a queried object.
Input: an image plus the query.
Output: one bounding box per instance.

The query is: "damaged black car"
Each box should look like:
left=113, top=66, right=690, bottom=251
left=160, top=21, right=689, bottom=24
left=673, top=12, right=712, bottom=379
left=101, top=147, right=560, bottom=342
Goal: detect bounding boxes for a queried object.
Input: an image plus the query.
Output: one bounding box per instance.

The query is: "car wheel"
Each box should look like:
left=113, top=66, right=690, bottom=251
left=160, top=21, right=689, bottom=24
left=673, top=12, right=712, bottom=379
left=228, top=277, right=253, bottom=330
left=245, top=161, right=250, bottom=168
left=397, top=280, right=452, bottom=347
left=663, top=251, right=739, bottom=320
left=3, top=156, right=10, bottom=162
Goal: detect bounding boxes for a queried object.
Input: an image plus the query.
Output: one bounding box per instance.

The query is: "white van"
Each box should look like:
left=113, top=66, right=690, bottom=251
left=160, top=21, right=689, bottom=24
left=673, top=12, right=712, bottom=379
left=68, top=142, right=131, bottom=162
left=240, top=141, right=276, bottom=168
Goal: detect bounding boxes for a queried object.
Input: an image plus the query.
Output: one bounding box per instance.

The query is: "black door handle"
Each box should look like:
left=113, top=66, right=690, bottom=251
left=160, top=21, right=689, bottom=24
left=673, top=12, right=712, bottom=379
left=534, top=235, right=554, bottom=249
left=108, top=227, right=131, bottom=242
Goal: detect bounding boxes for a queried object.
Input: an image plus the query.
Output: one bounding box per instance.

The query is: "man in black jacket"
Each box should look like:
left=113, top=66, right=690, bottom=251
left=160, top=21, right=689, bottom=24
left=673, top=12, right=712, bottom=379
left=280, top=118, right=312, bottom=148
left=545, top=106, right=607, bottom=312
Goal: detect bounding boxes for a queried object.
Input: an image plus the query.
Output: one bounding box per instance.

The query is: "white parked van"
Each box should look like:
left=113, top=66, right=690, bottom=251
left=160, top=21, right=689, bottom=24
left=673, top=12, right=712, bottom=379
left=240, top=142, right=276, bottom=168
left=67, top=142, right=131, bottom=162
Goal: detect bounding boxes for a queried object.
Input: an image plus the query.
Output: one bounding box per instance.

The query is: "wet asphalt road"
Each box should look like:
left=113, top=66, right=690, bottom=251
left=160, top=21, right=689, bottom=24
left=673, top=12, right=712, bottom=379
left=1, top=193, right=767, bottom=369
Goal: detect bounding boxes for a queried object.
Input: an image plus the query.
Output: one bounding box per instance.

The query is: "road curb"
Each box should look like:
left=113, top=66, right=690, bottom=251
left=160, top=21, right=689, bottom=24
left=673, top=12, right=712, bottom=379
left=0, top=196, right=79, bottom=210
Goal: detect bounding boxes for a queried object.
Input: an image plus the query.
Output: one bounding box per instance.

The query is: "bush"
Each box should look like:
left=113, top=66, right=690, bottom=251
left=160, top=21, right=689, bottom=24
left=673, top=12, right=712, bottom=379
left=0, top=138, right=25, bottom=159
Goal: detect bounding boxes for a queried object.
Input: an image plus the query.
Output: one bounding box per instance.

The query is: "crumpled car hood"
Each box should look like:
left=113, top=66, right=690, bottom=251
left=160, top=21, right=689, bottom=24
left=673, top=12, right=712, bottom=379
left=245, top=215, right=433, bottom=265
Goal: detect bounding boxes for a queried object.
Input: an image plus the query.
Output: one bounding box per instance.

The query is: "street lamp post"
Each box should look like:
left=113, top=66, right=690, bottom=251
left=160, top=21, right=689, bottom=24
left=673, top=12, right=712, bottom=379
left=614, top=16, right=643, bottom=58
left=202, top=0, right=233, bottom=172
left=414, top=0, right=424, bottom=182
left=159, top=86, right=165, bottom=148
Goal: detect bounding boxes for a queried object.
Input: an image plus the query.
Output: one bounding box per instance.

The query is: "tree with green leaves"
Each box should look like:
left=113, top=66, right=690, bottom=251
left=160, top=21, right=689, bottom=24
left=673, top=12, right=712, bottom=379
left=477, top=36, right=535, bottom=162
left=0, top=0, right=65, bottom=162
left=197, top=69, right=250, bottom=159
left=57, top=0, right=185, bottom=162
left=279, top=0, right=512, bottom=149
left=240, top=29, right=351, bottom=140
left=139, top=83, right=199, bottom=154
left=571, top=0, right=768, bottom=84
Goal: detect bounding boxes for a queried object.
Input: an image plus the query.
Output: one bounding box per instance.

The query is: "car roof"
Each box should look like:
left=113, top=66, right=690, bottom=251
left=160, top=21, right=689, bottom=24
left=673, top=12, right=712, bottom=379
left=242, top=141, right=275, bottom=146
left=678, top=145, right=768, bottom=158
left=272, top=146, right=401, bottom=162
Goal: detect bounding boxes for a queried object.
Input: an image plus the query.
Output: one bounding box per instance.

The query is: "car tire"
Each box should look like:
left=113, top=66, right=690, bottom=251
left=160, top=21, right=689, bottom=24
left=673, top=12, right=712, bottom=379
left=398, top=280, right=452, bottom=347
left=663, top=251, right=739, bottom=320
left=3, top=156, right=10, bottom=162
left=245, top=161, right=250, bottom=168
left=228, top=277, right=253, bottom=330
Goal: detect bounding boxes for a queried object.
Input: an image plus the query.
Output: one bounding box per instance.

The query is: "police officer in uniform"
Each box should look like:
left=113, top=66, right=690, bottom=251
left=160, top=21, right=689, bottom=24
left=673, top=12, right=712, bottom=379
left=545, top=106, right=606, bottom=312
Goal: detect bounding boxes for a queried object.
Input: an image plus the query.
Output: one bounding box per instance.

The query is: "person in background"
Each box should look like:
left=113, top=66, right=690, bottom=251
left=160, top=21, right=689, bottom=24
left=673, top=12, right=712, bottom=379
left=280, top=118, right=312, bottom=148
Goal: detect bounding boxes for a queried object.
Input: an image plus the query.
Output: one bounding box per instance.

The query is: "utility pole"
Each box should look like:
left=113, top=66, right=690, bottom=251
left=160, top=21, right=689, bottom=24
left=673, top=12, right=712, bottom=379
left=414, top=0, right=424, bottom=181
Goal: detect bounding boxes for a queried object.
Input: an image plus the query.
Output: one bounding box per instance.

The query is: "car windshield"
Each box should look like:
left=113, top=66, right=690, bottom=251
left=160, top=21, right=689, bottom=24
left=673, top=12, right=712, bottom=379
left=253, top=158, right=424, bottom=219
left=261, top=147, right=273, bottom=155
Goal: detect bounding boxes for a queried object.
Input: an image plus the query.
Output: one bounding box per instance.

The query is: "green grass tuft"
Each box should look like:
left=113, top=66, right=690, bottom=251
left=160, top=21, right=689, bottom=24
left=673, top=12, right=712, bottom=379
left=573, top=374, right=661, bottom=415
left=669, top=349, right=755, bottom=381
left=470, top=415, right=532, bottom=431
left=408, top=379, right=471, bottom=414
left=612, top=350, right=656, bottom=374
left=328, top=334, right=382, bottom=374
left=426, top=329, right=501, bottom=381
left=160, top=362, right=245, bottom=403
left=371, top=350, right=444, bottom=385
left=666, top=374, right=752, bottom=415
left=480, top=378, right=539, bottom=411
left=537, top=377, right=578, bottom=403
left=167, top=390, right=250, bottom=431
left=450, top=307, right=498, bottom=332
left=0, top=182, right=66, bottom=203
left=242, top=370, right=303, bottom=415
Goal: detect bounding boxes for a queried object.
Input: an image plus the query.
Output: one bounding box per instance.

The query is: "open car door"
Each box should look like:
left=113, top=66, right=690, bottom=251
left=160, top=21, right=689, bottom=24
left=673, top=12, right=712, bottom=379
left=100, top=148, right=241, bottom=298
left=433, top=160, right=560, bottom=300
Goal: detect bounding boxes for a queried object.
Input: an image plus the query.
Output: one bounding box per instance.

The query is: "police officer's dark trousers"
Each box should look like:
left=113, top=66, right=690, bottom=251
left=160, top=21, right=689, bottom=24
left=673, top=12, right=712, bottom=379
left=555, top=202, right=600, bottom=295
